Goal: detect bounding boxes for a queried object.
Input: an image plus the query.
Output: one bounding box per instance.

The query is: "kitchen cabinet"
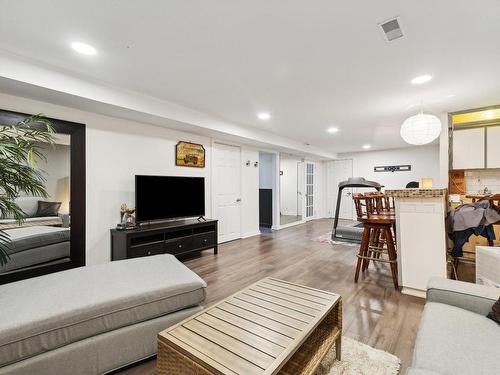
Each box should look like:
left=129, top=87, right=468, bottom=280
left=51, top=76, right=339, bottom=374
left=486, top=125, right=500, bottom=168
left=452, top=127, right=485, bottom=169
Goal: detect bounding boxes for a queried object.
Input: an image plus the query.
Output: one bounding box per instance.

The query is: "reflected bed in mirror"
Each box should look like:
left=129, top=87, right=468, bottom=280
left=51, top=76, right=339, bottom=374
left=280, top=155, right=304, bottom=226
left=0, top=110, right=85, bottom=284
left=0, top=135, right=71, bottom=274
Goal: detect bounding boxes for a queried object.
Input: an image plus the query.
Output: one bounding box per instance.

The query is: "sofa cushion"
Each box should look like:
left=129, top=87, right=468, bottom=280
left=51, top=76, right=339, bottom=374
left=487, top=297, right=500, bottom=324
left=0, top=254, right=206, bottom=367
left=13, top=197, right=39, bottom=218
left=4, top=226, right=70, bottom=254
left=35, top=201, right=61, bottom=217
left=413, top=302, right=500, bottom=375
left=0, top=216, right=63, bottom=226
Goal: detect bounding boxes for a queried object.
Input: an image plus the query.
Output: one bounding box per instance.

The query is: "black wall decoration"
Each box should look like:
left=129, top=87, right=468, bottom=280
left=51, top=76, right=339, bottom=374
left=374, top=165, right=411, bottom=173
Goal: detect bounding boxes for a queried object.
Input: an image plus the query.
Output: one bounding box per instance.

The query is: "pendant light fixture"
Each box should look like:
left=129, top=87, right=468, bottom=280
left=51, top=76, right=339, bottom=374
left=400, top=111, right=442, bottom=145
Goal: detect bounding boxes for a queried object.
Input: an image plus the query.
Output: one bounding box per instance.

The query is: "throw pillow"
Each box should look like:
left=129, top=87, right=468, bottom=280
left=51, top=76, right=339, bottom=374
left=36, top=201, right=62, bottom=217
left=487, top=297, right=500, bottom=325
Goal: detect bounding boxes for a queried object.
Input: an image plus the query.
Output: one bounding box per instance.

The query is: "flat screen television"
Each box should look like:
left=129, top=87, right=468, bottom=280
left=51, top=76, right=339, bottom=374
left=135, top=175, right=205, bottom=222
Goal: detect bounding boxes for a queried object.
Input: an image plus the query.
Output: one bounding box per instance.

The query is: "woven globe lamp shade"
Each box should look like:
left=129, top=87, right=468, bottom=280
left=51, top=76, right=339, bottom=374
left=400, top=113, right=442, bottom=145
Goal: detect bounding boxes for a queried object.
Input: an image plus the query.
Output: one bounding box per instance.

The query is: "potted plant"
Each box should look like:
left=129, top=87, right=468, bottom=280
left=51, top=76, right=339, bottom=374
left=0, top=114, right=55, bottom=267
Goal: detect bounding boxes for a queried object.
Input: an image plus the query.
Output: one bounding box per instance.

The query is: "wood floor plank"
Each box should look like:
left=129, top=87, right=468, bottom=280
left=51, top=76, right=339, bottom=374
left=207, top=307, right=294, bottom=347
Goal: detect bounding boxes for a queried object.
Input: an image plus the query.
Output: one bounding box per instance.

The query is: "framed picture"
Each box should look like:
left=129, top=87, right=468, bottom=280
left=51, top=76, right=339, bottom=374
left=175, top=141, right=205, bottom=168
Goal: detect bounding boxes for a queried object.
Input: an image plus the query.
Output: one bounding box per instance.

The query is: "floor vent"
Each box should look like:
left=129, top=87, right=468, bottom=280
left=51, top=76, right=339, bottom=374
left=380, top=17, right=404, bottom=41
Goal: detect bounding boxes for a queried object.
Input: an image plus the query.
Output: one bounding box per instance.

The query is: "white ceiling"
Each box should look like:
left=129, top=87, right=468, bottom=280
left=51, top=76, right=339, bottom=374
left=1, top=0, right=500, bottom=153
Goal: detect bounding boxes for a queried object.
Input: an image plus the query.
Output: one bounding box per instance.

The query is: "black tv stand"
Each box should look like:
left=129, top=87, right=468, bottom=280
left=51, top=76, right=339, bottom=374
left=111, top=218, right=218, bottom=261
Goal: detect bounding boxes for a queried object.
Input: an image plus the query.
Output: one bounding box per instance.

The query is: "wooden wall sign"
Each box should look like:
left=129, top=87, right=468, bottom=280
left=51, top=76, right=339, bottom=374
left=175, top=141, right=205, bottom=168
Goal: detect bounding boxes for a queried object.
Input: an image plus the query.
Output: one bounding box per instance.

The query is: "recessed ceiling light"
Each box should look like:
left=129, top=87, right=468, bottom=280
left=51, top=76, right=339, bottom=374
left=327, top=127, right=339, bottom=134
left=71, top=42, right=97, bottom=56
left=411, top=74, right=432, bottom=85
left=257, top=112, right=271, bottom=121
left=362, top=144, right=371, bottom=149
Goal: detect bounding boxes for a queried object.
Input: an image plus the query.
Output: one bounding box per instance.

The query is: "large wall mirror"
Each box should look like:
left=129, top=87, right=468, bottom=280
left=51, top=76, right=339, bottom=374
left=0, top=110, right=85, bottom=284
left=279, top=155, right=305, bottom=226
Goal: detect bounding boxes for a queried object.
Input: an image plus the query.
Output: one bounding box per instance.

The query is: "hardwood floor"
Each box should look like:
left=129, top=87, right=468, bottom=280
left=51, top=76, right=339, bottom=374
left=118, top=218, right=425, bottom=375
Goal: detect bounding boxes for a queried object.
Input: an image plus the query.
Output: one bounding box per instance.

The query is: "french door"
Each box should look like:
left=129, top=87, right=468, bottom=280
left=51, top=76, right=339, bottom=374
left=305, top=162, right=315, bottom=219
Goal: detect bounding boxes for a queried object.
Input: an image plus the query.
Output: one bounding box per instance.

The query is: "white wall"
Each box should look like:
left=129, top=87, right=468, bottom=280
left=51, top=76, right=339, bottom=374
left=259, top=153, right=275, bottom=189
left=279, top=157, right=299, bottom=215
left=438, top=113, right=449, bottom=189
left=86, top=122, right=214, bottom=265
left=240, top=148, right=260, bottom=238
left=312, top=161, right=327, bottom=219
left=0, top=91, right=260, bottom=265
left=338, top=144, right=440, bottom=190
left=258, top=152, right=278, bottom=228
left=34, top=143, right=71, bottom=213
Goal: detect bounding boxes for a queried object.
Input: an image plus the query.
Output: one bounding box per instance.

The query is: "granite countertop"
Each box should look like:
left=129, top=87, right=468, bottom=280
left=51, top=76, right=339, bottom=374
left=384, top=188, right=448, bottom=198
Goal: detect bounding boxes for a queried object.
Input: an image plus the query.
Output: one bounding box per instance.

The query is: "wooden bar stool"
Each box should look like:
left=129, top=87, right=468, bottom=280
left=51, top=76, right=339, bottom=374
left=361, top=191, right=396, bottom=261
left=353, top=193, right=399, bottom=290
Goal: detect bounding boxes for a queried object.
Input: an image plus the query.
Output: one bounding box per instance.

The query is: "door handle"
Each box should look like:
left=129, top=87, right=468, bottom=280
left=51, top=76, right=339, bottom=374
left=346, top=192, right=351, bottom=196
left=236, top=198, right=242, bottom=203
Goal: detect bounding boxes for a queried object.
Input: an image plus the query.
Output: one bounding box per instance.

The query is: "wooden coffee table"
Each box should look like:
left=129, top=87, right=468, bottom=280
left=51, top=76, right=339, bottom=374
left=157, top=277, right=342, bottom=375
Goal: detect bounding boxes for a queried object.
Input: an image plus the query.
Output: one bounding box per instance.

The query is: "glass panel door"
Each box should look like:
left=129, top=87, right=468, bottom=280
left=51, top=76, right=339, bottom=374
left=305, top=162, right=314, bottom=219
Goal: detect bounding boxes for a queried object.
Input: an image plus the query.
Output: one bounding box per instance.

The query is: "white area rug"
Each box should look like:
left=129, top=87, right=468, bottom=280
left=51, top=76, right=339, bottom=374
left=312, top=232, right=359, bottom=247
left=316, top=336, right=401, bottom=375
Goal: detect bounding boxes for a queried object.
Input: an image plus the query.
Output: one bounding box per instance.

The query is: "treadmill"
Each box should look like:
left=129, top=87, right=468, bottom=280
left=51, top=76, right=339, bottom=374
left=331, top=177, right=383, bottom=242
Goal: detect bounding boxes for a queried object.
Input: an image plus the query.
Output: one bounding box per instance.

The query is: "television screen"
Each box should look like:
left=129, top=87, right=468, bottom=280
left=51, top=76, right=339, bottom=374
left=135, top=175, right=205, bottom=222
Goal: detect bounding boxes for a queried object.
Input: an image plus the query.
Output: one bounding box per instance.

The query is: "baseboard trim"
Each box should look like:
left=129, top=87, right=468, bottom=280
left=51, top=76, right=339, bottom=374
left=241, top=231, right=261, bottom=239
left=401, top=287, right=426, bottom=299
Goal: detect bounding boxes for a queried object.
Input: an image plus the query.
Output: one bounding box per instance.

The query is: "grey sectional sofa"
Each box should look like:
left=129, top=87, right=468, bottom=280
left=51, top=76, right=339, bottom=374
left=407, top=277, right=500, bottom=375
left=0, top=254, right=206, bottom=374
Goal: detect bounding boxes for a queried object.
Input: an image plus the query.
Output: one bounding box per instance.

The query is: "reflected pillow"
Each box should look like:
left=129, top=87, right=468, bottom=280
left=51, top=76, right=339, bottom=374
left=35, top=201, right=62, bottom=217
left=487, top=297, right=500, bottom=325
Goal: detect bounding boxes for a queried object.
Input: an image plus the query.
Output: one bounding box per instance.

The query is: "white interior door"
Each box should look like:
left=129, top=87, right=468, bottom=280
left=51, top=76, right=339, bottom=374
left=326, top=159, right=353, bottom=219
left=297, top=161, right=305, bottom=217
left=305, top=162, right=315, bottom=220
left=213, top=143, right=241, bottom=243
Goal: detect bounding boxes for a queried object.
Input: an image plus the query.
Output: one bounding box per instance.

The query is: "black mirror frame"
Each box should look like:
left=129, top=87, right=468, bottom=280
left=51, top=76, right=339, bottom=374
left=0, top=110, right=86, bottom=284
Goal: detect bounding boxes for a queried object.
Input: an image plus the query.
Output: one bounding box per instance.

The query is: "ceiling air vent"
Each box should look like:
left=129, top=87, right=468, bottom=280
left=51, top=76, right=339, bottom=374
left=380, top=17, right=403, bottom=41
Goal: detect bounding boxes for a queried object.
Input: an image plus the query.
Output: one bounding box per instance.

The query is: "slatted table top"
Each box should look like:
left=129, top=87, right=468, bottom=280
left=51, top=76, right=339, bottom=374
left=158, top=277, right=341, bottom=375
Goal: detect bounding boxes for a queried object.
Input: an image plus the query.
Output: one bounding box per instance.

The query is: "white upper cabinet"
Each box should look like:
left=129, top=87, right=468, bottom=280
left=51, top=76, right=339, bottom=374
left=486, top=126, right=500, bottom=168
left=452, top=127, right=485, bottom=169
